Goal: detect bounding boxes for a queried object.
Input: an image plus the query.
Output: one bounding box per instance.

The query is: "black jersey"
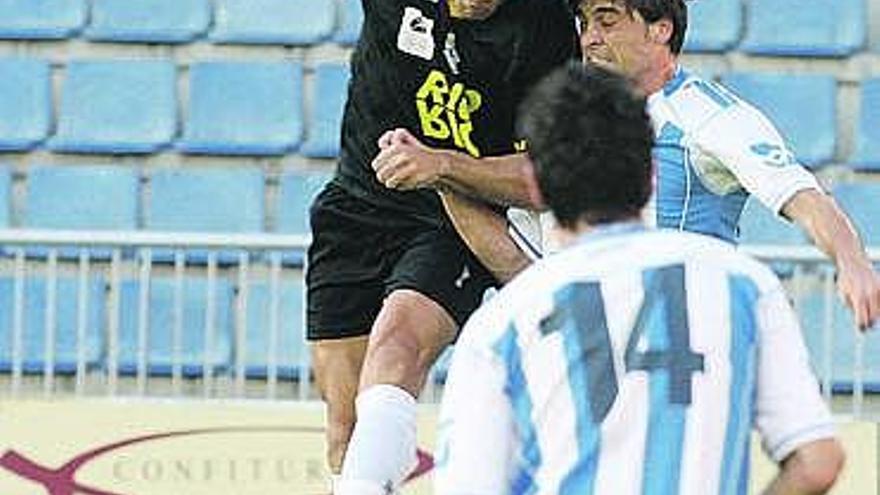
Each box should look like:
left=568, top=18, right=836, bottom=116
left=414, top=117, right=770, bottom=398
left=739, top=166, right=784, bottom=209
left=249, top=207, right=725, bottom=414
left=334, top=0, right=577, bottom=227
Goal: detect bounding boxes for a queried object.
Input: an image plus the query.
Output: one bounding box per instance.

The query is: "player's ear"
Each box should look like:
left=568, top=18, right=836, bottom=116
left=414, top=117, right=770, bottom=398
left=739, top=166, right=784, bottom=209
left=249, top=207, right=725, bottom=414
left=648, top=18, right=673, bottom=46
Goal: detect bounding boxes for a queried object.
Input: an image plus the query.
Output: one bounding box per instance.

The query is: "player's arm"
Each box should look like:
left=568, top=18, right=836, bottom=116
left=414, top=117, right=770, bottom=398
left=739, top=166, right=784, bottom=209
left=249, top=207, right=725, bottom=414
left=434, top=313, right=517, bottom=494
left=753, top=284, right=844, bottom=494
left=373, top=128, right=543, bottom=208
left=780, top=189, right=880, bottom=330
left=695, top=103, right=880, bottom=329
left=763, top=439, right=844, bottom=495
left=439, top=191, right=533, bottom=283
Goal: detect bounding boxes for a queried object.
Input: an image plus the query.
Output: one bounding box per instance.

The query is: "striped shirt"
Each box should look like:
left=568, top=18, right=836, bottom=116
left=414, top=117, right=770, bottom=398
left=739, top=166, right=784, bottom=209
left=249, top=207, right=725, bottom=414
left=435, top=224, right=834, bottom=495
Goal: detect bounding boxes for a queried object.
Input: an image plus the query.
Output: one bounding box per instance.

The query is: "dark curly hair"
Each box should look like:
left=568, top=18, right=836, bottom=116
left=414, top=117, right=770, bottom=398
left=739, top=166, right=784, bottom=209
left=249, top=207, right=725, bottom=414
left=571, top=0, right=689, bottom=54
left=519, top=63, right=653, bottom=228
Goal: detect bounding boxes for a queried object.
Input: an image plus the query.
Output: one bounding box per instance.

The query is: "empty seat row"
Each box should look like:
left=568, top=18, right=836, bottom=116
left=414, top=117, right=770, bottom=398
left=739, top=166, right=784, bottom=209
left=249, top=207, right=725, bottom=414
left=0, top=274, right=308, bottom=378
left=11, top=57, right=880, bottom=168
left=0, top=59, right=350, bottom=157
left=0, top=0, right=362, bottom=45
left=0, top=165, right=331, bottom=237
left=686, top=0, right=865, bottom=57
left=0, top=0, right=867, bottom=57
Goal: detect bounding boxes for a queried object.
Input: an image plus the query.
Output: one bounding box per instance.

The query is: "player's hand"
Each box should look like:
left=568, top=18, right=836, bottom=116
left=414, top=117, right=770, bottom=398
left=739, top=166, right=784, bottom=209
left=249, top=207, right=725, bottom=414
left=372, top=128, right=449, bottom=191
left=448, top=0, right=504, bottom=20
left=836, top=260, right=880, bottom=331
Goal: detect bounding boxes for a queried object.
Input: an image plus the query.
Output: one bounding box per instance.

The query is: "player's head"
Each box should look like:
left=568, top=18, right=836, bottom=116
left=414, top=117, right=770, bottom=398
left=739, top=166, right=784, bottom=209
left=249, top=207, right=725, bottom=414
left=571, top=0, right=687, bottom=82
left=519, top=63, right=653, bottom=230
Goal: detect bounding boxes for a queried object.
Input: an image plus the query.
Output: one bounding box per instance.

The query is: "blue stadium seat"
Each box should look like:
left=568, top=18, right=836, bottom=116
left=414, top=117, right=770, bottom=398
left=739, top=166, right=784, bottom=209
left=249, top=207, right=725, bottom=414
left=24, top=166, right=139, bottom=259
left=0, top=166, right=10, bottom=228
left=180, top=62, right=303, bottom=155
left=277, top=170, right=332, bottom=235
left=0, top=59, right=51, bottom=151
left=211, top=0, right=334, bottom=44
left=301, top=64, right=349, bottom=158
left=740, top=0, right=865, bottom=57
left=50, top=60, right=177, bottom=154
left=721, top=72, right=836, bottom=167
left=117, top=276, right=234, bottom=376
left=683, top=0, right=741, bottom=52
left=849, top=78, right=880, bottom=171
left=86, top=0, right=210, bottom=43
left=332, top=0, right=364, bottom=46
left=147, top=167, right=264, bottom=262
left=800, top=288, right=880, bottom=392
left=737, top=197, right=807, bottom=277
left=148, top=167, right=264, bottom=233
left=0, top=0, right=86, bottom=39
left=0, top=276, right=105, bottom=373
left=832, top=183, right=880, bottom=248
left=244, top=279, right=307, bottom=378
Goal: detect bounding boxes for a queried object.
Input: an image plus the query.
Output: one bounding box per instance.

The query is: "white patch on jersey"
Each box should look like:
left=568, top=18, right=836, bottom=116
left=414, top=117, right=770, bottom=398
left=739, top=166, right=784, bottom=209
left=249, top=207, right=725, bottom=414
left=397, top=7, right=435, bottom=60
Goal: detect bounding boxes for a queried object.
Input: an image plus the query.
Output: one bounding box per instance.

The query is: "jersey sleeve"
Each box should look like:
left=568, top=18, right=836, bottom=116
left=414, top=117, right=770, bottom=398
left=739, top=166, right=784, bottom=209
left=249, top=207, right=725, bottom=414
left=692, top=101, right=822, bottom=216
left=753, top=285, right=836, bottom=463
left=434, top=311, right=517, bottom=494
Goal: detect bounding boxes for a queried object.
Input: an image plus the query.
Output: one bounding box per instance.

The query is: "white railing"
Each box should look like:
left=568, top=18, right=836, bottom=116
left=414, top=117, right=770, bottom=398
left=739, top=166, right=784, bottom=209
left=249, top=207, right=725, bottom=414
left=744, top=244, right=880, bottom=418
left=1, top=230, right=878, bottom=417
left=0, top=229, right=311, bottom=401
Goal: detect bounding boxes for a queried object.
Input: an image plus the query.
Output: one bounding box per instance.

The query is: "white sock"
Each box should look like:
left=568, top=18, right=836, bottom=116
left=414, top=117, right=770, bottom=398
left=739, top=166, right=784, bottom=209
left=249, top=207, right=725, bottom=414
left=337, top=384, right=417, bottom=494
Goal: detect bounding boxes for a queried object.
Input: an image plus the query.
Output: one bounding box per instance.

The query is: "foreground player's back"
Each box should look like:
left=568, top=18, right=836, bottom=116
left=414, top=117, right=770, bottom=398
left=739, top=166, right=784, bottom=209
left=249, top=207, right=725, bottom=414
left=435, top=227, right=834, bottom=495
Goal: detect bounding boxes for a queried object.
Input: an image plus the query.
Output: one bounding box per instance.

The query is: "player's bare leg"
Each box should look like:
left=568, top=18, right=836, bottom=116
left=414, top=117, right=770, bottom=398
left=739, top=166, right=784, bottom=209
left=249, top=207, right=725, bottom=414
left=311, top=336, right=368, bottom=485
left=336, top=289, right=457, bottom=494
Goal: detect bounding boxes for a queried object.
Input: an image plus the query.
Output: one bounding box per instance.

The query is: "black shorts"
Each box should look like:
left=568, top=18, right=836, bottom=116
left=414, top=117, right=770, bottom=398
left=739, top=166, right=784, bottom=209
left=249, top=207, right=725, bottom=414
left=306, top=182, right=498, bottom=340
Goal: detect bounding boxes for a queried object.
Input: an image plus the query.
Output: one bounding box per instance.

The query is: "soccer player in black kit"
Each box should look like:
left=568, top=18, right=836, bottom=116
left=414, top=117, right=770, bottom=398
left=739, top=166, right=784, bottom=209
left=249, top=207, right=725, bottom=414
left=305, top=0, right=576, bottom=492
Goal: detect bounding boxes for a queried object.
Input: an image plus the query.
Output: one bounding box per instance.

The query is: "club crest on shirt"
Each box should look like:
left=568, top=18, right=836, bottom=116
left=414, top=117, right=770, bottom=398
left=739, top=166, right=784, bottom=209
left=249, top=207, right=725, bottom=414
left=398, top=7, right=435, bottom=60
left=750, top=142, right=796, bottom=167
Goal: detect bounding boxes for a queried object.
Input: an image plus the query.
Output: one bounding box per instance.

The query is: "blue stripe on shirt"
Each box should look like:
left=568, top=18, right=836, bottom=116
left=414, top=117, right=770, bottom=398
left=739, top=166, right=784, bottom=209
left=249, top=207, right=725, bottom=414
left=720, top=275, right=759, bottom=495
left=494, top=324, right=540, bottom=495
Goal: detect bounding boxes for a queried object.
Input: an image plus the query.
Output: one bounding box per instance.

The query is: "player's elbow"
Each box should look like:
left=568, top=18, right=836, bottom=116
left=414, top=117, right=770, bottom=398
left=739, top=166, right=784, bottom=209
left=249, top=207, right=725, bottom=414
left=783, top=438, right=845, bottom=493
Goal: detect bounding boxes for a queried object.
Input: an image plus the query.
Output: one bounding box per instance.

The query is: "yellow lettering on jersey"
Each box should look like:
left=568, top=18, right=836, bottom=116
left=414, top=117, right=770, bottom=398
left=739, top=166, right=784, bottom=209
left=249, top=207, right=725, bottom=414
left=513, top=139, right=528, bottom=152
left=415, top=69, right=484, bottom=157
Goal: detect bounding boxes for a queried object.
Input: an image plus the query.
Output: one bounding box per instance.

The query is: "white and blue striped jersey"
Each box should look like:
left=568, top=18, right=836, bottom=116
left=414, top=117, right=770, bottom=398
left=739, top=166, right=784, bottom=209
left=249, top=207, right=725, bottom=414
left=435, top=224, right=834, bottom=495
left=644, top=67, right=821, bottom=242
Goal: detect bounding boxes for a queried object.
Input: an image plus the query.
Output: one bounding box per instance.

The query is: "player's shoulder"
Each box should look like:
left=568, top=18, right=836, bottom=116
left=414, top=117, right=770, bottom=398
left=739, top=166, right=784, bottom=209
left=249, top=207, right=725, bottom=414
left=651, top=68, right=772, bottom=137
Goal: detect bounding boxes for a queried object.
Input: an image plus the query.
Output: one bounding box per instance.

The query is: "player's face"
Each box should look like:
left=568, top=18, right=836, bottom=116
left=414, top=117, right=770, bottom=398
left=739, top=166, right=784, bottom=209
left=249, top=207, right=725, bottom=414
left=575, top=0, right=653, bottom=79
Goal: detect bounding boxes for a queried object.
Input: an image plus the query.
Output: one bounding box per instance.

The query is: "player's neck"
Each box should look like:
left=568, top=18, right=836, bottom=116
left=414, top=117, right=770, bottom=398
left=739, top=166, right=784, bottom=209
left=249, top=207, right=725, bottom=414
left=636, top=53, right=677, bottom=96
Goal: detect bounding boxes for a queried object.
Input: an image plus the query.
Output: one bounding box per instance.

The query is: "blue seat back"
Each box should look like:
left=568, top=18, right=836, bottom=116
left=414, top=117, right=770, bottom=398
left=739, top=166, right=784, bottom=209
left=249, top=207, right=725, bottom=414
left=0, top=58, right=51, bottom=150
left=850, top=78, right=880, bottom=171
left=721, top=72, right=837, bottom=167
left=51, top=60, right=177, bottom=153
left=212, top=0, right=335, bottom=44
left=683, top=0, right=741, bottom=52
left=244, top=279, right=307, bottom=378
left=147, top=167, right=264, bottom=233
left=332, top=0, right=363, bottom=45
left=0, top=166, right=10, bottom=228
left=117, top=276, right=234, bottom=375
left=0, top=0, right=86, bottom=39
left=301, top=63, right=349, bottom=158
left=832, top=183, right=880, bottom=248
left=737, top=197, right=807, bottom=278
left=25, top=165, right=139, bottom=231
left=180, top=62, right=303, bottom=155
left=86, top=0, right=210, bottom=43
left=741, top=0, right=866, bottom=57
left=0, top=276, right=105, bottom=373
left=276, top=170, right=332, bottom=235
